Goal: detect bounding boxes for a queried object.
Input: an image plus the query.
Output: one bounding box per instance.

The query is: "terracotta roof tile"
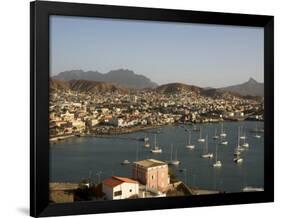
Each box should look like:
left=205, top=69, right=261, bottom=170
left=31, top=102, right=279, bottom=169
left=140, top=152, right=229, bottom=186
left=102, top=176, right=138, bottom=187
left=102, top=178, right=123, bottom=187
left=112, top=176, right=138, bottom=184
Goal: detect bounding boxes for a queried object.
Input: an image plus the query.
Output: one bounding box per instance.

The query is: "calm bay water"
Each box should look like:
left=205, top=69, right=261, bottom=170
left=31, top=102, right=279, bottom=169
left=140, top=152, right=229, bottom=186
left=50, top=121, right=264, bottom=193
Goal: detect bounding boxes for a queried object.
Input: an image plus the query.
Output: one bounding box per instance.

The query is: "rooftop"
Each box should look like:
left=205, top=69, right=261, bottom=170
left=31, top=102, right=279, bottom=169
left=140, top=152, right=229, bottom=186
left=134, top=159, right=167, bottom=168
left=112, top=176, right=138, bottom=184
left=103, top=176, right=138, bottom=187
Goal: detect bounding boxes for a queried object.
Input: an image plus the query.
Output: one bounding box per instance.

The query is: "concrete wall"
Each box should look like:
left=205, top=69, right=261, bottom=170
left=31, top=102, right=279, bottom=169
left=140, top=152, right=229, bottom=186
left=133, top=164, right=169, bottom=192
left=103, top=182, right=139, bottom=200
left=49, top=190, right=74, bottom=203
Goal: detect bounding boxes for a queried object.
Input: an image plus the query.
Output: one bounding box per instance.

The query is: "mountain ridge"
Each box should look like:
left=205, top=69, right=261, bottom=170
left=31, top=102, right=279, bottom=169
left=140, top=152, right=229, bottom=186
left=52, top=69, right=158, bottom=89
left=52, top=69, right=263, bottom=97
left=50, top=79, right=128, bottom=94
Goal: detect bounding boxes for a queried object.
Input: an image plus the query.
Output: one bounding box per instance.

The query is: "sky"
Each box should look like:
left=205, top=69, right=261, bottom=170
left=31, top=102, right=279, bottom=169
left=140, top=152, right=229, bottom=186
left=50, top=15, right=264, bottom=88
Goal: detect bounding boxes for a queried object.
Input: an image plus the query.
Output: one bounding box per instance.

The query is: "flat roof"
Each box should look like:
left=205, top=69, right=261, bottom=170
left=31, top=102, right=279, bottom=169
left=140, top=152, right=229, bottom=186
left=134, top=159, right=167, bottom=168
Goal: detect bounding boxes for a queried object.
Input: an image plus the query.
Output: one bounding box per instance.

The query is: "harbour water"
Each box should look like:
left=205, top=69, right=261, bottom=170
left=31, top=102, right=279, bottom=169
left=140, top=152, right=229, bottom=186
left=50, top=121, right=264, bottom=193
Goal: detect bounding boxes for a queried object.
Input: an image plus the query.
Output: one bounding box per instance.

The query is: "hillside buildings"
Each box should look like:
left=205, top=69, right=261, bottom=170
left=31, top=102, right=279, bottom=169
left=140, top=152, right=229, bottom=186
left=49, top=82, right=264, bottom=139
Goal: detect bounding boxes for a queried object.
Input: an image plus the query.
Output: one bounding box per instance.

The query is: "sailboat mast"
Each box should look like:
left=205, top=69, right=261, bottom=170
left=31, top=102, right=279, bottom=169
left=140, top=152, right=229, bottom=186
left=238, top=126, right=240, bottom=148
left=215, top=143, right=218, bottom=162
left=189, top=130, right=191, bottom=144
left=154, top=134, right=156, bottom=149
left=206, top=134, right=208, bottom=152
left=170, top=144, right=173, bottom=161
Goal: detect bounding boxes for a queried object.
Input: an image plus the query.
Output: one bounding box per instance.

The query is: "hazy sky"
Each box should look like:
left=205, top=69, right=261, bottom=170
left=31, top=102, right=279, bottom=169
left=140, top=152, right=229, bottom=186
left=50, top=15, right=264, bottom=88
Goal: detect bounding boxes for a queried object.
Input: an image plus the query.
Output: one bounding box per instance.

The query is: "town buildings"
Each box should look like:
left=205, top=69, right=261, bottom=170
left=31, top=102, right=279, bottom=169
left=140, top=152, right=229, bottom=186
left=49, top=85, right=263, bottom=140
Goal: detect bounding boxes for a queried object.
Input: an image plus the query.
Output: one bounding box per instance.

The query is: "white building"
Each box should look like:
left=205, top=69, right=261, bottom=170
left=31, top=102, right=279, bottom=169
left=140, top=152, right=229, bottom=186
left=102, top=176, right=139, bottom=200
left=71, top=119, right=85, bottom=131
left=61, top=111, right=75, bottom=122
left=87, top=118, right=99, bottom=127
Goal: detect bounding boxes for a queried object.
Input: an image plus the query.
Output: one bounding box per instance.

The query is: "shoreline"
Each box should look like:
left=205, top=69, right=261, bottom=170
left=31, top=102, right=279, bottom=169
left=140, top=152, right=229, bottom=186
left=50, top=120, right=264, bottom=143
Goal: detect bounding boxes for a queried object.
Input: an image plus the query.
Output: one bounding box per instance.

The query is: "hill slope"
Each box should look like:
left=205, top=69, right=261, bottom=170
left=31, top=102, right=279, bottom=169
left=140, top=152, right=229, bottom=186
left=50, top=79, right=127, bottom=93
left=155, top=83, right=202, bottom=94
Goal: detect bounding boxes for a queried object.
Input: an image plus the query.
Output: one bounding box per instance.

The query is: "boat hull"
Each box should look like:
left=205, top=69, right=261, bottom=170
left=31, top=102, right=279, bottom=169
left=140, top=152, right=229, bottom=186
left=201, top=153, right=213, bottom=159
left=186, top=145, right=195, bottom=149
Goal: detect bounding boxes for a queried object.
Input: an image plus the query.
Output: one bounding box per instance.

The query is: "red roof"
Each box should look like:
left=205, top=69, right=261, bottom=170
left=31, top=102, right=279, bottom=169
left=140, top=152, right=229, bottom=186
left=102, top=178, right=123, bottom=187
left=112, top=176, right=138, bottom=184
left=102, top=176, right=138, bottom=187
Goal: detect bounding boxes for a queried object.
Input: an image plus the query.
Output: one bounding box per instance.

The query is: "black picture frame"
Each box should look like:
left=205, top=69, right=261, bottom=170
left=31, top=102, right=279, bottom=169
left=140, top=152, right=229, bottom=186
left=30, top=1, right=274, bottom=217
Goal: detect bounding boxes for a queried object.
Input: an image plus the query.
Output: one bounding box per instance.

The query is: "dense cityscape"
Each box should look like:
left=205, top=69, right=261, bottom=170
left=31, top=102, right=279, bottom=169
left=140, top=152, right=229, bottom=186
left=49, top=80, right=263, bottom=140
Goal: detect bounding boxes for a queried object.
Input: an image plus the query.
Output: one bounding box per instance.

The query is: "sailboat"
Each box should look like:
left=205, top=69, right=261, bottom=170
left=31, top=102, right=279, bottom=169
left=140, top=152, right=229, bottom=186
left=241, top=138, right=249, bottom=148
left=235, top=127, right=245, bottom=153
left=213, top=142, right=222, bottom=168
left=240, top=127, right=246, bottom=140
left=220, top=122, right=227, bottom=138
left=121, top=159, right=130, bottom=165
left=237, top=127, right=249, bottom=148
left=220, top=138, right=228, bottom=145
left=144, top=141, right=150, bottom=148
left=234, top=154, right=243, bottom=164
left=144, top=134, right=149, bottom=142
left=167, top=144, right=180, bottom=165
left=201, top=134, right=213, bottom=158
left=220, top=128, right=228, bottom=145
left=233, top=127, right=243, bottom=163
left=150, top=134, right=162, bottom=153
left=252, top=122, right=262, bottom=138
left=144, top=135, right=150, bottom=148
left=197, top=127, right=205, bottom=142
left=212, top=128, right=219, bottom=139
left=185, top=130, right=195, bottom=149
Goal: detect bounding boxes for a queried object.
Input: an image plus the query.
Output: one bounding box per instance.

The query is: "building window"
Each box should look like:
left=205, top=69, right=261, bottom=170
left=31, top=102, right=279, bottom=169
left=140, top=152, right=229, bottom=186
left=114, top=191, right=122, bottom=197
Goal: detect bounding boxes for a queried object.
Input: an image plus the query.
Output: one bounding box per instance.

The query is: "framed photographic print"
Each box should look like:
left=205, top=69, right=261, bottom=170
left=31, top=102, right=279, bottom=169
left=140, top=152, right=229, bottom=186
left=30, top=1, right=274, bottom=217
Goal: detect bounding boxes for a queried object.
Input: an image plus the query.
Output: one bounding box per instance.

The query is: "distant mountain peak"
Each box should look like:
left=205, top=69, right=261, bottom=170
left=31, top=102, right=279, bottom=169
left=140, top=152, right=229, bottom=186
left=52, top=69, right=158, bottom=89
left=220, top=78, right=263, bottom=97
left=248, top=77, right=257, bottom=83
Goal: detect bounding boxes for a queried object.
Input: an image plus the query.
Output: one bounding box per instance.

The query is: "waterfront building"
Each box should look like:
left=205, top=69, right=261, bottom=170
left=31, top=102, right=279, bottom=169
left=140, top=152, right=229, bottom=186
left=102, top=176, right=139, bottom=200
left=132, top=159, right=170, bottom=192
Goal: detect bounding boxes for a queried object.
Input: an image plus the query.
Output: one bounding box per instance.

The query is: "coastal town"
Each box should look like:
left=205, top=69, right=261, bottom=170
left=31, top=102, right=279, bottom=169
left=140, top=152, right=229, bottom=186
left=49, top=80, right=264, bottom=203
left=49, top=80, right=263, bottom=141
